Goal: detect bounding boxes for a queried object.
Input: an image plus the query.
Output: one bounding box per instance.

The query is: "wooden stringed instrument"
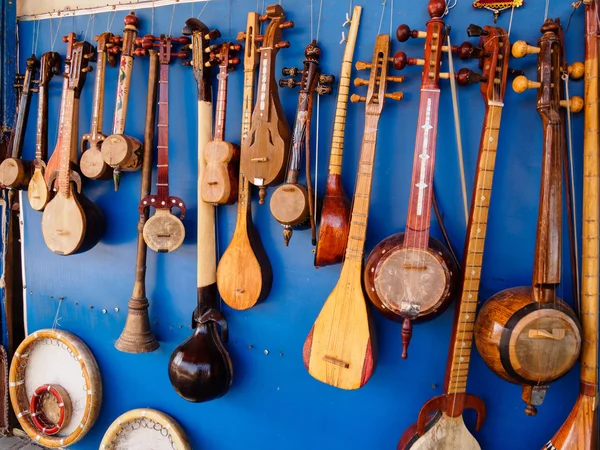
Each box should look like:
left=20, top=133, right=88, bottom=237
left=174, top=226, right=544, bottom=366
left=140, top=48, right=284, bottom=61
left=545, top=1, right=599, bottom=447
left=240, top=5, right=293, bottom=204
left=216, top=12, right=273, bottom=311
left=314, top=5, right=362, bottom=267
left=27, top=51, right=61, bottom=211
left=303, top=34, right=403, bottom=390
left=397, top=24, right=512, bottom=450
left=474, top=18, right=584, bottom=416
left=200, top=41, right=241, bottom=205
left=364, top=0, right=459, bottom=360
left=139, top=34, right=189, bottom=254
left=169, top=18, right=232, bottom=403
left=41, top=38, right=106, bottom=256
left=80, top=32, right=119, bottom=180
left=270, top=40, right=333, bottom=246
left=0, top=54, right=38, bottom=189
left=101, top=12, right=145, bottom=191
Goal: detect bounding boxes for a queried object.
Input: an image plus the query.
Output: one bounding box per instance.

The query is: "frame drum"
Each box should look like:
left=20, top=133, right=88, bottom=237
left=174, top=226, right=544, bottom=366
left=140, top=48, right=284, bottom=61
left=8, top=329, right=102, bottom=448
left=100, top=408, right=191, bottom=450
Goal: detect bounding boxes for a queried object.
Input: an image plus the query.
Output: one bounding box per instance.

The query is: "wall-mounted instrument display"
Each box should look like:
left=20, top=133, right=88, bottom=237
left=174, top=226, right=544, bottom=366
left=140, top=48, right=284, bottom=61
left=314, top=5, right=361, bottom=267
left=364, top=0, right=459, bottom=360
left=101, top=12, right=145, bottom=191
left=100, top=408, right=190, bottom=450
left=115, top=49, right=160, bottom=354
left=79, top=32, right=119, bottom=181
left=9, top=329, right=102, bottom=448
left=27, top=51, right=61, bottom=212
left=240, top=5, right=294, bottom=204
left=303, top=34, right=403, bottom=390
left=200, top=41, right=241, bottom=205
left=169, top=19, right=233, bottom=403
left=397, top=24, right=512, bottom=450
left=0, top=55, right=39, bottom=189
left=216, top=12, right=273, bottom=311
left=41, top=37, right=106, bottom=256
left=270, top=40, right=334, bottom=246
left=546, top=2, right=599, bottom=446
left=474, top=18, right=584, bottom=416
left=139, top=34, right=189, bottom=254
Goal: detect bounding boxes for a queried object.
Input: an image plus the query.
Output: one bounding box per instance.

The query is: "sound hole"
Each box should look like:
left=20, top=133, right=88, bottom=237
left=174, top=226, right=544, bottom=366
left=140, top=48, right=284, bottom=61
left=374, top=248, right=447, bottom=316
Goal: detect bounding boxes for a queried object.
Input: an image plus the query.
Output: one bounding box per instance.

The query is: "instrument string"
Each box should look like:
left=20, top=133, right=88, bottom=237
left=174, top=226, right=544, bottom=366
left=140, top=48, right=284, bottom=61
left=313, top=0, right=324, bottom=221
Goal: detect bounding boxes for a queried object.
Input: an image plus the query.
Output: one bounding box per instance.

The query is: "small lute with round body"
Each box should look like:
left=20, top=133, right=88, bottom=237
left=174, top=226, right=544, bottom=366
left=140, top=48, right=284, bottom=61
left=139, top=34, right=189, bottom=253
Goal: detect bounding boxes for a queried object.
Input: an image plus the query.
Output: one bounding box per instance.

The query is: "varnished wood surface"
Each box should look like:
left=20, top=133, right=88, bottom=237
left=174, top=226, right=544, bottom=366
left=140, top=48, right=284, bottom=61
left=398, top=413, right=480, bottom=450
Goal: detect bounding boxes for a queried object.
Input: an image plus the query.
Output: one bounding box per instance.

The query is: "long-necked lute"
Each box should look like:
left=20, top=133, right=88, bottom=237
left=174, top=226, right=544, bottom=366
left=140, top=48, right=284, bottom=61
left=27, top=51, right=61, bottom=211
left=42, top=37, right=106, bottom=256
left=545, top=1, right=599, bottom=447
left=314, top=5, right=361, bottom=267
left=364, top=0, right=459, bottom=360
left=139, top=34, right=189, bottom=254
left=303, top=34, right=403, bottom=390
left=115, top=49, right=160, bottom=353
left=241, top=5, right=293, bottom=204
left=475, top=18, right=584, bottom=415
left=101, top=12, right=145, bottom=191
left=216, top=12, right=273, bottom=311
left=80, top=32, right=119, bottom=180
left=169, top=19, right=232, bottom=403
left=397, top=24, right=512, bottom=450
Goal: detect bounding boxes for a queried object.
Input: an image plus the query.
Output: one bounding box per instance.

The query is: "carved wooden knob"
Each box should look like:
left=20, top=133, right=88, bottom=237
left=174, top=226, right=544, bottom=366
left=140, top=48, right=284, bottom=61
left=512, top=75, right=540, bottom=93
left=512, top=40, right=540, bottom=58
left=560, top=96, right=584, bottom=113
left=385, top=92, right=404, bottom=101
left=282, top=67, right=302, bottom=77
left=316, top=85, right=333, bottom=95
left=354, top=78, right=368, bottom=87
left=455, top=68, right=483, bottom=85
left=279, top=78, right=300, bottom=88
left=350, top=94, right=365, bottom=103
left=124, top=11, right=139, bottom=27
left=280, top=20, right=294, bottom=29
left=319, top=74, right=335, bottom=84
left=355, top=61, right=371, bottom=71
left=568, top=62, right=584, bottom=80
left=392, top=52, right=407, bottom=70
left=236, top=31, right=246, bottom=41
left=396, top=24, right=426, bottom=42
left=466, top=24, right=489, bottom=38
left=275, top=41, right=290, bottom=49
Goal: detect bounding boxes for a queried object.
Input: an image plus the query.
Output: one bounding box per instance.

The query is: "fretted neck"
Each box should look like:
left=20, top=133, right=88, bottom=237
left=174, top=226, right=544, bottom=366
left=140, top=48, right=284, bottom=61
left=34, top=81, right=49, bottom=161
left=214, top=66, right=229, bottom=141
left=57, top=89, right=77, bottom=197
left=446, top=104, right=503, bottom=396
left=237, top=69, right=256, bottom=220
left=256, top=48, right=275, bottom=123
left=404, top=89, right=441, bottom=248
left=10, top=72, right=34, bottom=159
left=343, top=114, right=381, bottom=265
left=156, top=64, right=170, bottom=199
left=90, top=49, right=107, bottom=137
left=113, top=53, right=134, bottom=135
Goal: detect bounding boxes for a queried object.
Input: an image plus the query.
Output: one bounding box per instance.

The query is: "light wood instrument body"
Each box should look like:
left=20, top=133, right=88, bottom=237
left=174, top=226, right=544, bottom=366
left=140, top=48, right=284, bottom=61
left=399, top=413, right=480, bottom=450
left=217, top=12, right=273, bottom=311
left=314, top=5, right=361, bottom=267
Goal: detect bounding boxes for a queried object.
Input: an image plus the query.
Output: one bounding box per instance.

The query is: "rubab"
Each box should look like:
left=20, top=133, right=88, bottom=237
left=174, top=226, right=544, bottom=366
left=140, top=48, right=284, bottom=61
left=168, top=19, right=232, bottom=403
left=216, top=12, right=273, bottom=311
left=397, top=24, right=511, bottom=450
left=27, top=51, right=61, bottom=211
left=544, top=0, right=599, bottom=447
left=303, top=34, right=403, bottom=390
left=314, top=5, right=362, bottom=267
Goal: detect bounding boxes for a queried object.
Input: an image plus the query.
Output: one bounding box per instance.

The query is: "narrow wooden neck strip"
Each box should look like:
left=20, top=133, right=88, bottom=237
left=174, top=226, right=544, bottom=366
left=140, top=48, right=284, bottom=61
left=113, top=55, right=134, bottom=135
left=237, top=70, right=256, bottom=219
left=35, top=82, right=49, bottom=161
left=214, top=66, right=229, bottom=141
left=287, top=100, right=309, bottom=184
left=11, top=71, right=34, bottom=159
left=156, top=64, right=170, bottom=199
left=58, top=89, right=77, bottom=197
left=90, top=50, right=107, bottom=136
left=256, top=49, right=274, bottom=122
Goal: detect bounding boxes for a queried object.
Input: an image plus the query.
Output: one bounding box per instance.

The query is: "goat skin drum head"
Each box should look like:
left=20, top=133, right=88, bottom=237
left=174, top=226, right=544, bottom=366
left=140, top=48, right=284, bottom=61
left=100, top=408, right=191, bottom=450
left=9, top=329, right=102, bottom=448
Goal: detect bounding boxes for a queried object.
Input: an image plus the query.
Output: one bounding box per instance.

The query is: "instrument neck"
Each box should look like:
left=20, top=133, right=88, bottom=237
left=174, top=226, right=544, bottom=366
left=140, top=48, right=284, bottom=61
left=90, top=49, right=107, bottom=138
left=156, top=64, right=170, bottom=199
left=11, top=70, right=34, bottom=159
left=113, top=53, right=134, bottom=135
left=237, top=69, right=256, bottom=222
left=214, top=66, right=229, bottom=141
left=343, top=114, right=381, bottom=264
left=57, top=89, right=77, bottom=197
left=34, top=81, right=49, bottom=162
left=256, top=48, right=276, bottom=122
left=445, top=103, right=503, bottom=398
left=286, top=95, right=310, bottom=184
left=404, top=89, right=441, bottom=248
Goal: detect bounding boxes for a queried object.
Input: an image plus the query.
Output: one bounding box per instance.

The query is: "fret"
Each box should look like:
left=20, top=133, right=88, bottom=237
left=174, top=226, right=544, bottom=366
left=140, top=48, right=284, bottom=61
left=156, top=63, right=170, bottom=198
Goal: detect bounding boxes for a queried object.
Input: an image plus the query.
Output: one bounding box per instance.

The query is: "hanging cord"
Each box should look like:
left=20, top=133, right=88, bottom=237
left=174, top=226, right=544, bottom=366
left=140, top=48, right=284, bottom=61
left=51, top=297, right=63, bottom=329
left=196, top=1, right=209, bottom=19
left=49, top=15, right=63, bottom=52
left=31, top=19, right=40, bottom=56
left=566, top=1, right=583, bottom=32
left=377, top=0, right=388, bottom=35
left=168, top=5, right=177, bottom=36
left=544, top=0, right=551, bottom=21
left=389, top=0, right=394, bottom=36
left=83, top=14, right=93, bottom=42
left=106, top=10, right=117, bottom=32
left=507, top=4, right=516, bottom=36
left=151, top=0, right=155, bottom=36
left=443, top=0, right=457, bottom=17
left=447, top=34, right=469, bottom=226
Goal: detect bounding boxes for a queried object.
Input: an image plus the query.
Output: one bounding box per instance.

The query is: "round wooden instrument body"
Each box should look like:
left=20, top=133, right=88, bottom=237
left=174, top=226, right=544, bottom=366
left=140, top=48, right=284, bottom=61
left=30, top=384, right=72, bottom=436
left=100, top=408, right=190, bottom=450
left=28, top=166, right=50, bottom=211
left=101, top=134, right=142, bottom=171
left=474, top=286, right=581, bottom=386
left=9, top=329, right=102, bottom=448
left=269, top=183, right=309, bottom=227
left=143, top=209, right=185, bottom=253
left=80, top=148, right=111, bottom=180
left=201, top=140, right=240, bottom=205
left=242, top=123, right=289, bottom=188
left=0, top=157, right=31, bottom=189
left=364, top=234, right=458, bottom=322
left=397, top=412, right=480, bottom=450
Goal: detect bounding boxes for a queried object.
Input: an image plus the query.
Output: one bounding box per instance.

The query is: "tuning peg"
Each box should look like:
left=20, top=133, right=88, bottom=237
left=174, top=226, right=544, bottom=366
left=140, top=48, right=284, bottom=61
left=132, top=48, right=147, bottom=57
left=182, top=61, right=192, bottom=67
left=275, top=41, right=290, bottom=49
left=282, top=67, right=302, bottom=77
left=384, top=92, right=404, bottom=101
left=512, top=40, right=541, bottom=58
left=279, top=78, right=300, bottom=88
left=316, top=85, right=333, bottom=95
left=568, top=62, right=584, bottom=80
left=230, top=43, right=242, bottom=52
left=466, top=24, right=489, bottom=38
left=560, top=96, right=584, bottom=113
left=354, top=78, right=369, bottom=87
left=350, top=94, right=366, bottom=103
left=208, top=29, right=221, bottom=40
left=513, top=75, right=541, bottom=93
left=319, top=74, right=335, bottom=84
left=81, top=66, right=93, bottom=73
left=30, top=87, right=39, bottom=94
left=173, top=37, right=191, bottom=45
left=111, top=35, right=124, bottom=45
left=448, top=42, right=489, bottom=60
left=356, top=61, right=372, bottom=71
left=280, top=20, right=294, bottom=29
left=396, top=24, right=427, bottom=42
left=236, top=31, right=246, bottom=41
left=354, top=75, right=405, bottom=87
left=390, top=52, right=425, bottom=70
left=205, top=43, right=221, bottom=53
left=84, top=51, right=95, bottom=60
left=454, top=68, right=486, bottom=85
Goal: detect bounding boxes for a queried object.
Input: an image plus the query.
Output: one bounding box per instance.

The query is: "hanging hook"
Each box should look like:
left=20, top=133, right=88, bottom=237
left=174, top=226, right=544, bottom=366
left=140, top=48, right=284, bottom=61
left=340, top=31, right=347, bottom=44
left=443, top=0, right=457, bottom=17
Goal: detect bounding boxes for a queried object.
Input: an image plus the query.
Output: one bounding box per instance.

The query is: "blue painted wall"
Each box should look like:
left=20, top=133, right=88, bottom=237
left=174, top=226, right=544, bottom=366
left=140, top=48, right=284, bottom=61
left=15, top=1, right=593, bottom=449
